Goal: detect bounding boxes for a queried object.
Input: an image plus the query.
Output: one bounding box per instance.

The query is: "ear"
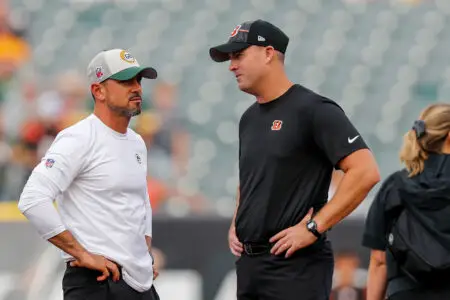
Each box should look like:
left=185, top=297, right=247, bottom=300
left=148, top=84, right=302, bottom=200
left=91, top=83, right=106, bottom=102
left=446, top=132, right=450, bottom=147
left=265, top=46, right=276, bottom=64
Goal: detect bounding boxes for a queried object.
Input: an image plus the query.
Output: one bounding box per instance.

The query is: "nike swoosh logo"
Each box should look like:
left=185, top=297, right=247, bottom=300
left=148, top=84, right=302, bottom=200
left=348, top=135, right=360, bottom=143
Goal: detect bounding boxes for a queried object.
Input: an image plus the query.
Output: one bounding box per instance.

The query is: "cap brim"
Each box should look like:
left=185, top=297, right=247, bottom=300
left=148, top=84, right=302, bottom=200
left=109, top=66, right=157, bottom=81
left=209, top=43, right=251, bottom=62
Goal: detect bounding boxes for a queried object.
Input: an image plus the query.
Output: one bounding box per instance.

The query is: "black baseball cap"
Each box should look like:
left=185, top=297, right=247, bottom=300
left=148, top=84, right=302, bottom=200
left=209, top=19, right=289, bottom=63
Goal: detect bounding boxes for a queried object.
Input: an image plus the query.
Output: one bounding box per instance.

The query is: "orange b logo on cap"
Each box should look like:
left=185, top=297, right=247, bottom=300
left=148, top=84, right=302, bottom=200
left=120, top=50, right=136, bottom=63
left=230, top=25, right=241, bottom=37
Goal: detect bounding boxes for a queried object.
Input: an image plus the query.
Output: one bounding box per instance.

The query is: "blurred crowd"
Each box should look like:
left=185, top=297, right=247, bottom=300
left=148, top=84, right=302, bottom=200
left=0, top=1, right=348, bottom=216
left=0, top=1, right=214, bottom=213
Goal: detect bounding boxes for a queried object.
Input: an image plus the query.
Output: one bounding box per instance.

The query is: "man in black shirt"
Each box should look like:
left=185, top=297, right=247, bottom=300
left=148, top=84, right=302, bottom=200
left=209, top=19, right=380, bottom=300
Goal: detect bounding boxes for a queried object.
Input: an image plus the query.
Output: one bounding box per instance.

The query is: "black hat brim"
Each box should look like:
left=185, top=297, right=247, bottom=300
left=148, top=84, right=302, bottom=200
left=209, top=43, right=252, bottom=62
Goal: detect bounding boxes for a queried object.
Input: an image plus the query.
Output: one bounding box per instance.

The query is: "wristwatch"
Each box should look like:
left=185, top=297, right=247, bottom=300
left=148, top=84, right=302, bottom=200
left=306, top=219, right=322, bottom=239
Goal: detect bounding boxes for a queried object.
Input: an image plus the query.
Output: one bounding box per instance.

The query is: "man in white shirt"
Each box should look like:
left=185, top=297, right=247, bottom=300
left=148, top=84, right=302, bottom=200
left=18, top=49, right=160, bottom=300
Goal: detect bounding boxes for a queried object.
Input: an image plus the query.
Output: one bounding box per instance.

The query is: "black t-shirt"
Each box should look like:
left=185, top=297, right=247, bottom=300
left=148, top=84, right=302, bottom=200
left=236, top=84, right=368, bottom=243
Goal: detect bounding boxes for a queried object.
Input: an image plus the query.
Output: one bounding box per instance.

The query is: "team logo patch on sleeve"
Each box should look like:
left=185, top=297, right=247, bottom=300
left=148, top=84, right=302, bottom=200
left=45, top=158, right=55, bottom=168
left=271, top=120, right=283, bottom=131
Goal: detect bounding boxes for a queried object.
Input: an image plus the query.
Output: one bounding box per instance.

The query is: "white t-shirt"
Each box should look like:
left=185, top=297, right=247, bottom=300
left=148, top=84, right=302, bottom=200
left=19, top=114, right=154, bottom=292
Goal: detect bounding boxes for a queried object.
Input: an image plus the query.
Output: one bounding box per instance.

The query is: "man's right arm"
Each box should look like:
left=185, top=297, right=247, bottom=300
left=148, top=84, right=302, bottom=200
left=17, top=131, right=120, bottom=281
left=18, top=164, right=120, bottom=281
left=231, top=186, right=240, bottom=227
left=17, top=171, right=86, bottom=258
left=48, top=230, right=89, bottom=260
left=228, top=186, right=243, bottom=256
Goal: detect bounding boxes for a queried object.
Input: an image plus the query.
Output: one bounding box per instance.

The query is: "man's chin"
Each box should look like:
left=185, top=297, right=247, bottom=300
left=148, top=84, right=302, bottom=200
left=128, top=109, right=141, bottom=117
left=238, top=83, right=254, bottom=95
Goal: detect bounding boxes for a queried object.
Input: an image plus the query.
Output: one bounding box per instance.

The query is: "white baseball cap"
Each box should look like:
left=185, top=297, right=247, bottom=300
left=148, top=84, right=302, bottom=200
left=87, top=49, right=157, bottom=84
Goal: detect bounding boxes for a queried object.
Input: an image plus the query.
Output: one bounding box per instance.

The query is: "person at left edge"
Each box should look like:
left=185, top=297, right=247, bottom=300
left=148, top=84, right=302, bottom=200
left=17, top=49, right=160, bottom=300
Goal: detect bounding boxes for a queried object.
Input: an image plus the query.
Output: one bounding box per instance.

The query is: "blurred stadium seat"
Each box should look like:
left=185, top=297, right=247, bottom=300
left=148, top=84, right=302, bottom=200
left=2, top=0, right=449, bottom=216
left=5, top=0, right=450, bottom=216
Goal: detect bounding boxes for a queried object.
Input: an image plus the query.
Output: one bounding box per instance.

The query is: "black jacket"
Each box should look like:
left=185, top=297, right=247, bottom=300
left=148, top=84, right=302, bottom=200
left=363, top=154, right=450, bottom=295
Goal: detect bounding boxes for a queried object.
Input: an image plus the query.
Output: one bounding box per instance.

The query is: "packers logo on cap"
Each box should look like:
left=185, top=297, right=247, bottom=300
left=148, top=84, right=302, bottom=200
left=120, top=50, right=136, bottom=63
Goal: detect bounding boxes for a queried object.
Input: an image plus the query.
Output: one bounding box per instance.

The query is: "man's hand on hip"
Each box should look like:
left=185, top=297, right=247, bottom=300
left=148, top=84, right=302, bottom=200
left=70, top=252, right=120, bottom=282
left=153, top=266, right=159, bottom=280
left=269, top=208, right=317, bottom=258
left=229, top=225, right=243, bottom=256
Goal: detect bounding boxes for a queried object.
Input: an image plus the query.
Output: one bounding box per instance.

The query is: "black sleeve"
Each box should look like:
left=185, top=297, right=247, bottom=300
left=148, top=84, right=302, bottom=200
left=362, top=173, right=399, bottom=250
left=312, top=98, right=368, bottom=167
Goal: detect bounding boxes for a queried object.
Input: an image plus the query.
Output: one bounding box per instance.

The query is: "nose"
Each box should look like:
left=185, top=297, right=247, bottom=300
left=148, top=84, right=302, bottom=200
left=229, top=59, right=238, bottom=72
left=131, top=78, right=142, bottom=92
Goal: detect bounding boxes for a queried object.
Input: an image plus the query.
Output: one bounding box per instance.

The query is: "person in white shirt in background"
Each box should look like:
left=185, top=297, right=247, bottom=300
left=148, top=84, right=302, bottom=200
left=18, top=48, right=160, bottom=300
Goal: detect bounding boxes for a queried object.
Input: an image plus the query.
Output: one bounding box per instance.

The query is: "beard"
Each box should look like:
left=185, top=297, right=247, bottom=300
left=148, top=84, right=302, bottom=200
left=106, top=101, right=141, bottom=117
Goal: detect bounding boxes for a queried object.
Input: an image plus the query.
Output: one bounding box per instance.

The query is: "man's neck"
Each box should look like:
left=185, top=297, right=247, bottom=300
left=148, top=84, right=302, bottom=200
left=255, top=72, right=294, bottom=104
left=93, top=109, right=130, bottom=134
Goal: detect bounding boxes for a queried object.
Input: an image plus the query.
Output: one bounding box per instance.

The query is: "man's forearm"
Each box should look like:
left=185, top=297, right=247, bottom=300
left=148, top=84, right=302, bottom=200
left=48, top=230, right=89, bottom=260
left=231, top=186, right=240, bottom=228
left=315, top=167, right=379, bottom=233
left=145, top=235, right=152, bottom=251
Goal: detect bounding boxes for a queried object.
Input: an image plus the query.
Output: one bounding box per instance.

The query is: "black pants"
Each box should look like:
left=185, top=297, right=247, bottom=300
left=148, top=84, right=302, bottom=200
left=236, top=241, right=334, bottom=300
left=63, top=264, right=159, bottom=300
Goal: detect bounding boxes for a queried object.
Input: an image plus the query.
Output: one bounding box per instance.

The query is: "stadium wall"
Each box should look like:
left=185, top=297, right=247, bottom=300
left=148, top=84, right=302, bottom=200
left=0, top=202, right=369, bottom=300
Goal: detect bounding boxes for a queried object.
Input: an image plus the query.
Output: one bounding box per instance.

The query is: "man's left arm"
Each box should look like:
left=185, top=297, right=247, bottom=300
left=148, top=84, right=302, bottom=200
left=314, top=148, right=380, bottom=233
left=309, top=99, right=380, bottom=232
left=270, top=100, right=380, bottom=257
left=143, top=183, right=153, bottom=256
left=139, top=136, right=156, bottom=265
left=144, top=192, right=159, bottom=279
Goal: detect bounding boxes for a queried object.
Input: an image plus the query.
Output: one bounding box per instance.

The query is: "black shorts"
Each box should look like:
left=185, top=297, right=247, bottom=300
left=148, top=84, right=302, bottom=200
left=236, top=241, right=334, bottom=300
left=63, top=264, right=159, bottom=300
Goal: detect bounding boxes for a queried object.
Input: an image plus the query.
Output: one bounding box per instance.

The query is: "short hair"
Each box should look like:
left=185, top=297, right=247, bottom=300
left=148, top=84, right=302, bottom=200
left=276, top=51, right=285, bottom=64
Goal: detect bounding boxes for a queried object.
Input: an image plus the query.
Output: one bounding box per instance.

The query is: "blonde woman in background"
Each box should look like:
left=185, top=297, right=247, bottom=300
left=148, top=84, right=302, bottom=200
left=362, top=103, right=450, bottom=300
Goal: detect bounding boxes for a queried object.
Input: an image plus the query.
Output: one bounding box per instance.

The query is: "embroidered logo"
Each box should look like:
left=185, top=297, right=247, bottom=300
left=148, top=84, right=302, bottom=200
left=271, top=120, right=283, bottom=131
left=45, top=158, right=55, bottom=169
left=230, top=25, right=241, bottom=37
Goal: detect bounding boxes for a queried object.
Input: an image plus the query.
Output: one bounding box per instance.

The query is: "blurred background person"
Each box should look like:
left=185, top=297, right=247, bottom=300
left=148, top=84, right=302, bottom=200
left=363, top=104, right=450, bottom=300
left=331, top=250, right=367, bottom=300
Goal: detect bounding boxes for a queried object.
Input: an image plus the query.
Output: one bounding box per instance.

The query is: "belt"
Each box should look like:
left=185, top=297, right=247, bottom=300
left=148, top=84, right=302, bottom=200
left=243, top=242, right=272, bottom=256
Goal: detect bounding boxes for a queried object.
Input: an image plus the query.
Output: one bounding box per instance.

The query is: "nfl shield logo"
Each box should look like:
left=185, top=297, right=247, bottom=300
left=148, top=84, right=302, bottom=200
left=95, top=67, right=104, bottom=79
left=45, top=158, right=55, bottom=169
left=135, top=154, right=141, bottom=164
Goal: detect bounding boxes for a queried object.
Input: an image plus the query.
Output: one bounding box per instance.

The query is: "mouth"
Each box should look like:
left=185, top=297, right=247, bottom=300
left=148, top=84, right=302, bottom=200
left=129, top=97, right=142, bottom=103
